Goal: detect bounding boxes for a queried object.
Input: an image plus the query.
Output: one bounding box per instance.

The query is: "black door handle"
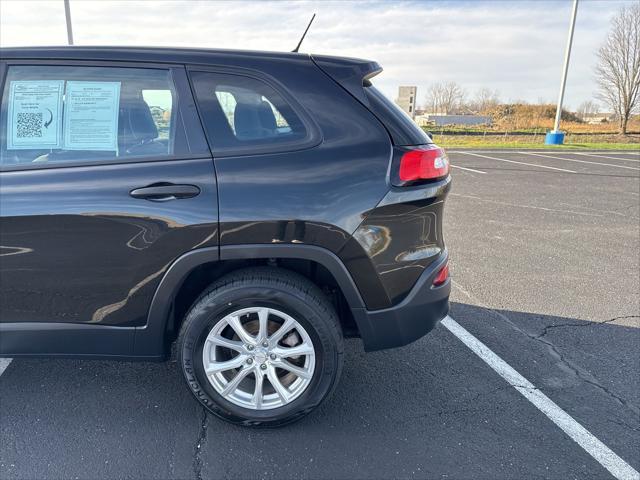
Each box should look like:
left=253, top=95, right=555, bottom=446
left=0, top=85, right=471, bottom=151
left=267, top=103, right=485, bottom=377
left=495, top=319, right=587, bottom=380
left=130, top=184, right=201, bottom=201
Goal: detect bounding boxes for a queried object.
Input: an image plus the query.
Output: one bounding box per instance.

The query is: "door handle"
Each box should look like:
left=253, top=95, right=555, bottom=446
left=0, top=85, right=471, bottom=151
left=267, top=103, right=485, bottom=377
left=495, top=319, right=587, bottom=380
left=129, top=184, right=201, bottom=202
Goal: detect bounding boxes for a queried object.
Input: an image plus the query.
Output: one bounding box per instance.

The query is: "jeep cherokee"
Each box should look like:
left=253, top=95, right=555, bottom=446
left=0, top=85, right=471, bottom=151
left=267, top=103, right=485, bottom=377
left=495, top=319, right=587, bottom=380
left=0, top=47, right=450, bottom=426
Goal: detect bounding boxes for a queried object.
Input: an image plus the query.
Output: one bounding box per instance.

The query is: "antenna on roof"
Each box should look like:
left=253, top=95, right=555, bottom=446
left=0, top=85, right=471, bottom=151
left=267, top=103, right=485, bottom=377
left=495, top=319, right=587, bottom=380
left=292, top=13, right=316, bottom=53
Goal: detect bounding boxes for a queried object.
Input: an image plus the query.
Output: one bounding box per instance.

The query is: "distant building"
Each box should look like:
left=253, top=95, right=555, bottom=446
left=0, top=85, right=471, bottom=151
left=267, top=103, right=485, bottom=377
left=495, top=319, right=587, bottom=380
left=396, top=86, right=417, bottom=118
left=416, top=114, right=492, bottom=127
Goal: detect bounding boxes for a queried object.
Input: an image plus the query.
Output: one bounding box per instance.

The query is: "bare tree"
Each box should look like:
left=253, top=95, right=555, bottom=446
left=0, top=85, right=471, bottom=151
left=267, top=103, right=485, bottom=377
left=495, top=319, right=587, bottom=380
left=594, top=4, right=640, bottom=134
left=576, top=100, right=599, bottom=121
left=425, top=81, right=466, bottom=114
left=469, top=88, right=501, bottom=114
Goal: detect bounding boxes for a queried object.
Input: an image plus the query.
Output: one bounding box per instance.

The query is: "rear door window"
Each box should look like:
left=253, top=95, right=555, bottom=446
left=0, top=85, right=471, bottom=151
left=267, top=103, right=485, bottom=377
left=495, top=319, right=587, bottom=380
left=0, top=65, right=190, bottom=168
left=190, top=71, right=317, bottom=155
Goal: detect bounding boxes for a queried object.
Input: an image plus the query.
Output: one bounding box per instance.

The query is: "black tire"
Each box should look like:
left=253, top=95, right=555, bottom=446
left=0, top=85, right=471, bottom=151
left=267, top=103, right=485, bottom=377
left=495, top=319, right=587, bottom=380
left=176, top=267, right=344, bottom=427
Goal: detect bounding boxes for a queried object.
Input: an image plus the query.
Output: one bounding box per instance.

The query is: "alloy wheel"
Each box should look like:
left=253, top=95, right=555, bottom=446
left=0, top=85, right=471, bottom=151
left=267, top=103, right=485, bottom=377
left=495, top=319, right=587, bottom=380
left=202, top=306, right=316, bottom=410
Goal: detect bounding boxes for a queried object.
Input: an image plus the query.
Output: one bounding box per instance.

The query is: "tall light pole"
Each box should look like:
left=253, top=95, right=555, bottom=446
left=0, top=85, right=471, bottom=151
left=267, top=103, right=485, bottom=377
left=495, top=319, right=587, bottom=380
left=64, top=0, right=74, bottom=45
left=546, top=0, right=578, bottom=145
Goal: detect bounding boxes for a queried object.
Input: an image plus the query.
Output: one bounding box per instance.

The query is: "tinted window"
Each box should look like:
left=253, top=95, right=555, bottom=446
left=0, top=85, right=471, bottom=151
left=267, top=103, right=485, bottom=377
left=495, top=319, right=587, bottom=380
left=0, top=65, right=184, bottom=167
left=191, top=72, right=309, bottom=153
left=364, top=84, right=432, bottom=146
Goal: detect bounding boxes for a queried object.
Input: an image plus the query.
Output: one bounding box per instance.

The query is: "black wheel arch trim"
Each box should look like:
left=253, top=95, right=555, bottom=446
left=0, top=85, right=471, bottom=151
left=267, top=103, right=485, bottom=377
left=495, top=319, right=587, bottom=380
left=219, top=244, right=367, bottom=308
left=133, top=244, right=367, bottom=356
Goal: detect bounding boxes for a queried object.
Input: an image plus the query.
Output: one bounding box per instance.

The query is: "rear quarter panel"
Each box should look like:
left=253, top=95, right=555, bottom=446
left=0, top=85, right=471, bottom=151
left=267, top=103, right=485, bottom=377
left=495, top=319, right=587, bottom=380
left=204, top=57, right=396, bottom=302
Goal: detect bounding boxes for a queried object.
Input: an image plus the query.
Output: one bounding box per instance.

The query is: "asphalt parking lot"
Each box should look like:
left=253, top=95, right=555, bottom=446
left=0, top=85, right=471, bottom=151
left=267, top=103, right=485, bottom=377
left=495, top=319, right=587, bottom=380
left=1, top=149, right=639, bottom=480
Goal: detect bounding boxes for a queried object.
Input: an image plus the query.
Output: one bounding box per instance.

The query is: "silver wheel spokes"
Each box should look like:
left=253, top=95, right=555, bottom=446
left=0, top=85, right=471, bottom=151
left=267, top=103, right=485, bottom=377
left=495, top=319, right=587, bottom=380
left=202, top=307, right=316, bottom=410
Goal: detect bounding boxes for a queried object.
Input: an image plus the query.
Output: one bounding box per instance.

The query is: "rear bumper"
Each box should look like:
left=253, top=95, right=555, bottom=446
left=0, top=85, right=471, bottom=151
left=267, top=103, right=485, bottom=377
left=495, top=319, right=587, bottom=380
left=352, top=252, right=450, bottom=351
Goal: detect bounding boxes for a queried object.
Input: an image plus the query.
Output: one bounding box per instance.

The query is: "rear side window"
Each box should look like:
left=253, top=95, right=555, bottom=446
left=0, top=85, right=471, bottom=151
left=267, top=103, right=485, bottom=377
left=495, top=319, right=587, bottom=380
left=364, top=85, right=432, bottom=146
left=0, top=65, right=186, bottom=168
left=214, top=88, right=292, bottom=138
left=190, top=71, right=315, bottom=155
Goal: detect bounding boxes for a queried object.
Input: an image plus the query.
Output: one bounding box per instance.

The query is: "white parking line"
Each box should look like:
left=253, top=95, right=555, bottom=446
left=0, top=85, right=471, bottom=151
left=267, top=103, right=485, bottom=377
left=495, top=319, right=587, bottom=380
left=520, top=152, right=640, bottom=171
left=450, top=165, right=487, bottom=174
left=442, top=316, right=640, bottom=480
left=459, top=152, right=576, bottom=173
left=0, top=358, right=12, bottom=377
left=573, top=152, right=639, bottom=163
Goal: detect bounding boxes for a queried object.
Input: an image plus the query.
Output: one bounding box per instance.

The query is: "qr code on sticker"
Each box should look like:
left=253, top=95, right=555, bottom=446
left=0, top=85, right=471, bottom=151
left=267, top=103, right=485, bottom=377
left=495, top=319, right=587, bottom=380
left=16, top=112, right=43, bottom=138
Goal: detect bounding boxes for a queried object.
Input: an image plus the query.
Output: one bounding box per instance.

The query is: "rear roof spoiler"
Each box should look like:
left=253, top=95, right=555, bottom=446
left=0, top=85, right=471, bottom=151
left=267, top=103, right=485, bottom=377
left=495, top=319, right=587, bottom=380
left=311, top=54, right=382, bottom=107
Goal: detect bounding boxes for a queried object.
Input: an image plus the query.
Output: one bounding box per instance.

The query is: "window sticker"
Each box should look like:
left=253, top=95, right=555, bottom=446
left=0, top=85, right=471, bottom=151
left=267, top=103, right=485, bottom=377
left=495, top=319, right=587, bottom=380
left=6, top=80, right=64, bottom=150
left=63, top=81, right=121, bottom=151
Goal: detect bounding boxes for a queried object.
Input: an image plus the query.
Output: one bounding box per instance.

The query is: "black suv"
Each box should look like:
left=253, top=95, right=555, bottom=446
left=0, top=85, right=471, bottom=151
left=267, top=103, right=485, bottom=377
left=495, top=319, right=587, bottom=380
left=0, top=47, right=450, bottom=426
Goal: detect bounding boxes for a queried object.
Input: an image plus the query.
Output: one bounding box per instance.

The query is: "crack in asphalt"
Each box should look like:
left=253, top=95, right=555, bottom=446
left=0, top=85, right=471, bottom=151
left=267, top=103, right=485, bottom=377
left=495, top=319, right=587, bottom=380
left=495, top=311, right=639, bottom=417
left=451, top=281, right=640, bottom=417
left=536, top=315, right=640, bottom=339
left=193, top=407, right=209, bottom=480
left=604, top=416, right=640, bottom=433
left=504, top=310, right=640, bottom=415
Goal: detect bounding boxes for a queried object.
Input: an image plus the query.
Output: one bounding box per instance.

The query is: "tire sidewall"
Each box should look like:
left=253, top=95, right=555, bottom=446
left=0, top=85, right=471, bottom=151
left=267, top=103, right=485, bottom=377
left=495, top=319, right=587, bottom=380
left=179, top=283, right=340, bottom=426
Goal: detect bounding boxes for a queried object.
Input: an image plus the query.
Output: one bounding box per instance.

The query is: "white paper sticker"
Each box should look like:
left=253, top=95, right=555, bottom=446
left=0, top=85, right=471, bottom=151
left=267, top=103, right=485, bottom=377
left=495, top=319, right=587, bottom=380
left=63, top=81, right=121, bottom=151
left=6, top=80, right=64, bottom=150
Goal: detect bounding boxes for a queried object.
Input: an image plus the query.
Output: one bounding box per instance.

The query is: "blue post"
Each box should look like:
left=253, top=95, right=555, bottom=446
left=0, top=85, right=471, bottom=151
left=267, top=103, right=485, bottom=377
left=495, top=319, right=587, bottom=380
left=545, top=132, right=565, bottom=145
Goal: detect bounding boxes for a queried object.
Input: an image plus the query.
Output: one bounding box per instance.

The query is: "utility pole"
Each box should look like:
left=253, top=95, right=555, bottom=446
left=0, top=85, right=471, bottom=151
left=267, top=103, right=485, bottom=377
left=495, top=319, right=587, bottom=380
left=546, top=0, right=578, bottom=144
left=64, top=0, right=74, bottom=45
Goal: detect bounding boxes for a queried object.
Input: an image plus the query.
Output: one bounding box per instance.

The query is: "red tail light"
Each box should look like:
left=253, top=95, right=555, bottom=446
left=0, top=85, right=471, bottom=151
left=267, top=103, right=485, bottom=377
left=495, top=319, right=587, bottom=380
left=432, top=261, right=449, bottom=286
left=399, top=146, right=449, bottom=182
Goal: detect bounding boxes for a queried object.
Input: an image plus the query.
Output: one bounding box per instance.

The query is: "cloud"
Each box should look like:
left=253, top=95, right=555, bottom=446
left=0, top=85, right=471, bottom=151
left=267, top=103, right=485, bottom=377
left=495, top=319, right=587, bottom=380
left=0, top=0, right=633, bottom=109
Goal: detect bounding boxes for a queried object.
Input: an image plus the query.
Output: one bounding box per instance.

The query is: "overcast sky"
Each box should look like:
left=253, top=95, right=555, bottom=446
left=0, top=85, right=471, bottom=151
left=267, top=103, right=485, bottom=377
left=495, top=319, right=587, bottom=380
left=0, top=0, right=633, bottom=110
